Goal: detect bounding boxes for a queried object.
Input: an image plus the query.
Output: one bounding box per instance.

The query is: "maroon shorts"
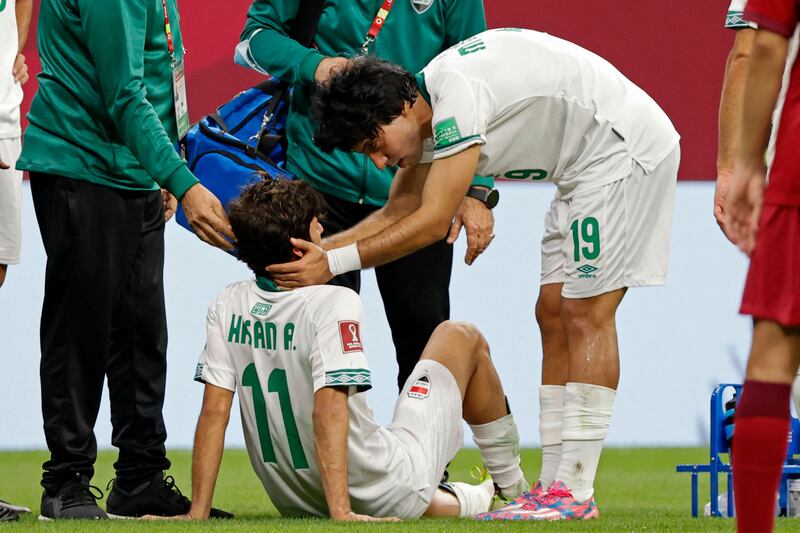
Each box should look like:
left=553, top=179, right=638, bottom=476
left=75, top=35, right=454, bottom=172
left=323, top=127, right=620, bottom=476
left=740, top=203, right=800, bottom=327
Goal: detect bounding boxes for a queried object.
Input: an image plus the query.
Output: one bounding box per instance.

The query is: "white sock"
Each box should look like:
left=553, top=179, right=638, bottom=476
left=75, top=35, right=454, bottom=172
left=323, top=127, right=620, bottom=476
left=445, top=480, right=494, bottom=517
left=538, top=385, right=566, bottom=487
left=555, top=382, right=616, bottom=502
left=470, top=413, right=526, bottom=492
left=792, top=371, right=800, bottom=417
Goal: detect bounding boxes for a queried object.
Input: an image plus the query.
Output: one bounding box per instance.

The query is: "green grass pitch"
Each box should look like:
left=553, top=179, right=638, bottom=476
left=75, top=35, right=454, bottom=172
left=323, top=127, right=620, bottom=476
left=1, top=447, right=798, bottom=531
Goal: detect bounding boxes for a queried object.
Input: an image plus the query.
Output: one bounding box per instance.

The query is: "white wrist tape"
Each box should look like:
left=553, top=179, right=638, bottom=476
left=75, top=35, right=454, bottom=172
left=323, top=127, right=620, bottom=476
left=326, top=243, right=362, bottom=276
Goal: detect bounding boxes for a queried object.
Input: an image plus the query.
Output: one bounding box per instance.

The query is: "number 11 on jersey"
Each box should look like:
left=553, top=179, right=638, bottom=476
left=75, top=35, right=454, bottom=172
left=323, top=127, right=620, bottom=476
left=242, top=364, right=309, bottom=469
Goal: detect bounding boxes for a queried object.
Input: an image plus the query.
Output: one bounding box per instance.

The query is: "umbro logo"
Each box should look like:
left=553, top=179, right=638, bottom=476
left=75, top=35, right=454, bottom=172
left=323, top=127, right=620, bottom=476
left=576, top=264, right=598, bottom=278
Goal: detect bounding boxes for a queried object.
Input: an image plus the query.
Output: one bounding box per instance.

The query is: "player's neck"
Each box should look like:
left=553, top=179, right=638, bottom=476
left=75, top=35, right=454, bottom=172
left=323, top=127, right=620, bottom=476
left=411, top=96, right=434, bottom=140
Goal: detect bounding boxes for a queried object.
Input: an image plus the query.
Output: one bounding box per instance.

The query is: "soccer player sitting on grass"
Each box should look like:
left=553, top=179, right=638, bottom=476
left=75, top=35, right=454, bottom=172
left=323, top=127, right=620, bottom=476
left=165, top=178, right=527, bottom=521
left=265, top=28, right=680, bottom=521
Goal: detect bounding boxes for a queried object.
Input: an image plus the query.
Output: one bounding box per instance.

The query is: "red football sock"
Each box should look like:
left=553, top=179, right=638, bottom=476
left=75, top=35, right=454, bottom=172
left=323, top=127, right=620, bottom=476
left=733, top=380, right=791, bottom=533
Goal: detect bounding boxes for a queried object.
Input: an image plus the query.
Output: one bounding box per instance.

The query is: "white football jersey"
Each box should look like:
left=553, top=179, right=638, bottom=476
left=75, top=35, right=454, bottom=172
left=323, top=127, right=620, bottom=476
left=196, top=280, right=415, bottom=517
left=418, top=28, right=680, bottom=199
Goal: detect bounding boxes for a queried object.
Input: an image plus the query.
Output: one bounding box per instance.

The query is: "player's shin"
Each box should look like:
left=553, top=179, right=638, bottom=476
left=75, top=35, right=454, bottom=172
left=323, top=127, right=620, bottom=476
left=555, top=382, right=616, bottom=502
left=538, top=385, right=566, bottom=487
left=469, top=412, right=527, bottom=500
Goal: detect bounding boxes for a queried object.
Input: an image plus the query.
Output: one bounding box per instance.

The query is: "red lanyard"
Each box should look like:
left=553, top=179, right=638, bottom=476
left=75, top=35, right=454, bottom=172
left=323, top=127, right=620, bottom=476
left=360, top=0, right=396, bottom=54
left=161, top=0, right=175, bottom=58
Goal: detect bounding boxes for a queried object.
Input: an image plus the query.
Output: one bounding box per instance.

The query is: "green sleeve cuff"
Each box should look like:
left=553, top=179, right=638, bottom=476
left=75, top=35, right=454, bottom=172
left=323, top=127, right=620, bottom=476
left=159, top=164, right=199, bottom=200
left=298, top=50, right=326, bottom=85
left=470, top=175, right=495, bottom=189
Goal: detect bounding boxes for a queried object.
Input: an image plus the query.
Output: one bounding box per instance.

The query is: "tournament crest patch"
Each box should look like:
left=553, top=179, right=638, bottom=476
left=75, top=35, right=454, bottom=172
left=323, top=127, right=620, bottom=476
left=408, top=374, right=431, bottom=399
left=338, top=321, right=363, bottom=353
left=434, top=117, right=462, bottom=148
left=411, top=0, right=434, bottom=15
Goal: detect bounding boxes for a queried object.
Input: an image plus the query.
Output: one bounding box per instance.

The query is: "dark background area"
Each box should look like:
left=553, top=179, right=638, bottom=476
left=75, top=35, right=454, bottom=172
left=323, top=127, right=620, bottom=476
left=19, top=0, right=734, bottom=180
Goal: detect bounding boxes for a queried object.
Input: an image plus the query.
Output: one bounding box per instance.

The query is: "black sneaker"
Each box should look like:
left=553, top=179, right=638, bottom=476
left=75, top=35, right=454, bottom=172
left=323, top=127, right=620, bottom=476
left=39, top=474, right=107, bottom=520
left=106, top=472, right=232, bottom=519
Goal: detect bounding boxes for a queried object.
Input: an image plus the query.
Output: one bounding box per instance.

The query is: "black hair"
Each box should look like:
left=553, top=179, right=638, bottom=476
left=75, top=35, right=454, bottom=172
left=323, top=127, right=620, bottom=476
left=311, top=56, right=418, bottom=153
left=227, top=177, right=326, bottom=275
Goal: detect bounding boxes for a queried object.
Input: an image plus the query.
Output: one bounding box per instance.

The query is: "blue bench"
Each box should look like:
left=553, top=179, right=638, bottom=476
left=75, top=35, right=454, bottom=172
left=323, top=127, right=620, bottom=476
left=676, top=383, right=800, bottom=517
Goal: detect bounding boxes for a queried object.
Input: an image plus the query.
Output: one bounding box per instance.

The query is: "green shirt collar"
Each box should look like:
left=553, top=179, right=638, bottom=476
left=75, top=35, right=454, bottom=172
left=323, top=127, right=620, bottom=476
left=415, top=72, right=431, bottom=105
left=256, top=276, right=282, bottom=292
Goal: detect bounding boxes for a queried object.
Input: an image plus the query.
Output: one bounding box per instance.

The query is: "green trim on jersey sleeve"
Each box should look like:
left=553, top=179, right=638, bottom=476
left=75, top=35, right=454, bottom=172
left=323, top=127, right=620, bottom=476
left=325, top=369, right=372, bottom=391
left=434, top=133, right=484, bottom=152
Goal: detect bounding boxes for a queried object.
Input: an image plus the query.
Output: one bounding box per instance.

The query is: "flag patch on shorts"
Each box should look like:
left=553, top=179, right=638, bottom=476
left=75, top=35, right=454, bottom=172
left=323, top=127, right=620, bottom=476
left=338, top=321, right=363, bottom=353
left=408, top=374, right=431, bottom=399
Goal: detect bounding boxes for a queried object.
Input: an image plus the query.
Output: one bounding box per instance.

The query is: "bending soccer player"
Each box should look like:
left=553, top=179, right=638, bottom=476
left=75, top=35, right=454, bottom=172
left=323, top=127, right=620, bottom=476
left=267, top=28, right=680, bottom=520
left=172, top=178, right=527, bottom=521
left=726, top=0, right=800, bottom=531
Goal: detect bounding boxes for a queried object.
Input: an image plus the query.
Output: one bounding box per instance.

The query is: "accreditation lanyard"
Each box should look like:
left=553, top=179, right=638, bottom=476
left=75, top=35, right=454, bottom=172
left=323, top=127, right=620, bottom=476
left=161, top=0, right=190, bottom=140
left=360, top=0, right=396, bottom=55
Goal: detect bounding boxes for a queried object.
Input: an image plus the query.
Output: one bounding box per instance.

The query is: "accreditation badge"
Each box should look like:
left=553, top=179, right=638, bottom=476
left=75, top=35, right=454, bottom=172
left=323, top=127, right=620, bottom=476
left=172, top=60, right=190, bottom=140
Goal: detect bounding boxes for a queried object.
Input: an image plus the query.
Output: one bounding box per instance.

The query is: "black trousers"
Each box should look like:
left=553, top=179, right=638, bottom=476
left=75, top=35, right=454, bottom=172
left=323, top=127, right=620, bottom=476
left=321, top=192, right=452, bottom=389
left=30, top=173, right=171, bottom=492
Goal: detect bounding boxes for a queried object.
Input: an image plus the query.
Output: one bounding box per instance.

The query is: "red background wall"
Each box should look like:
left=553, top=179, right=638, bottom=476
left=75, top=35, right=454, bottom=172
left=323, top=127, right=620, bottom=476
left=20, top=0, right=734, bottom=180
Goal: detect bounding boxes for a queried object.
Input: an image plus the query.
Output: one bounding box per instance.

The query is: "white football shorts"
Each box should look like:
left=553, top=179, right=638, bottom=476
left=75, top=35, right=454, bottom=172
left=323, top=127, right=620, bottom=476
left=385, top=359, right=464, bottom=518
left=541, top=145, right=680, bottom=298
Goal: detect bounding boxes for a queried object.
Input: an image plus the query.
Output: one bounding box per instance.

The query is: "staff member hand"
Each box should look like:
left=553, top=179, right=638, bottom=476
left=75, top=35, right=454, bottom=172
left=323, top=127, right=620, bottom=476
left=13, top=53, right=29, bottom=85
left=314, top=57, right=348, bottom=83
left=268, top=238, right=333, bottom=288
left=0, top=159, right=8, bottom=170
left=181, top=183, right=236, bottom=251
left=162, top=189, right=178, bottom=222
left=448, top=194, right=495, bottom=265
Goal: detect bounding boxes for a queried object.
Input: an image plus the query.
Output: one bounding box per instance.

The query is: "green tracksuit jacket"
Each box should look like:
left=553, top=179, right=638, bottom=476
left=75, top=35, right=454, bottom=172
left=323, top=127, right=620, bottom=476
left=17, top=0, right=198, bottom=199
left=241, top=0, right=489, bottom=207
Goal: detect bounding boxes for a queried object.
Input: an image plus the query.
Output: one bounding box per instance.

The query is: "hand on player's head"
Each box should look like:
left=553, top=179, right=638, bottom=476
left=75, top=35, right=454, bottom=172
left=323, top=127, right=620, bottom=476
left=228, top=178, right=326, bottom=276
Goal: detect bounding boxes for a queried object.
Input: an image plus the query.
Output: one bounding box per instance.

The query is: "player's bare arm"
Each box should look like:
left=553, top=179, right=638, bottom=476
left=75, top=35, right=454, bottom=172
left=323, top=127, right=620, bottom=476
left=356, top=145, right=482, bottom=266
left=322, top=162, right=429, bottom=249
left=268, top=146, right=480, bottom=288
left=313, top=387, right=400, bottom=522
left=147, top=383, right=234, bottom=521
left=716, top=27, right=755, bottom=241
left=266, top=163, right=427, bottom=288
left=727, top=28, right=789, bottom=254
left=12, top=0, right=32, bottom=85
